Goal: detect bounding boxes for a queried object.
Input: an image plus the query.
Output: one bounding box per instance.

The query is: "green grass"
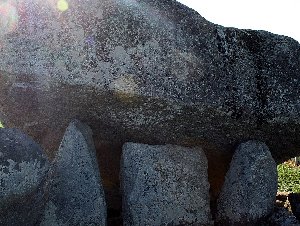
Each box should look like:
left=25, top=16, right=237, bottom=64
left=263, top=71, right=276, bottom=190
left=0, top=121, right=3, bottom=128
left=277, top=162, right=300, bottom=193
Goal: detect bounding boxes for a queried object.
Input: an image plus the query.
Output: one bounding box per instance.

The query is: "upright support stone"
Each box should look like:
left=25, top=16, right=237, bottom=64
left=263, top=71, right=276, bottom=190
left=0, top=128, right=49, bottom=225
left=41, top=120, right=107, bottom=226
left=121, top=142, right=213, bottom=226
left=216, top=140, right=277, bottom=225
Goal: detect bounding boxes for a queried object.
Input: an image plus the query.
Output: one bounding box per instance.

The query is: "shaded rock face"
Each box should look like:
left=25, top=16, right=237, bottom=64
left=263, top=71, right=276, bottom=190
left=0, top=0, right=300, bottom=197
left=289, top=193, right=300, bottom=222
left=121, top=142, right=212, bottom=226
left=264, top=206, right=300, bottom=226
left=41, top=120, right=107, bottom=226
left=216, top=140, right=277, bottom=226
left=0, top=128, right=49, bottom=225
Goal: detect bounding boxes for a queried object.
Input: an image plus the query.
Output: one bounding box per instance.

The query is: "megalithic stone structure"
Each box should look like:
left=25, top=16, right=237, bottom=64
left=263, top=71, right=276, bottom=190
left=0, top=0, right=299, bottom=199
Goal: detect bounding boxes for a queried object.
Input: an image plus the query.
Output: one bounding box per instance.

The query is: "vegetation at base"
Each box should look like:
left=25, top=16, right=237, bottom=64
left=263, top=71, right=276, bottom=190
left=0, top=121, right=3, bottom=128
left=277, top=161, right=300, bottom=193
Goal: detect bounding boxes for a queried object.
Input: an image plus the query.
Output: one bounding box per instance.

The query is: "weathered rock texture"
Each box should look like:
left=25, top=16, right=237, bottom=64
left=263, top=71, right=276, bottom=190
left=0, top=0, right=299, bottom=197
left=0, top=128, right=49, bottom=225
left=41, top=120, right=107, bottom=226
left=264, top=207, right=300, bottom=226
left=121, top=142, right=212, bottom=226
left=216, top=140, right=277, bottom=225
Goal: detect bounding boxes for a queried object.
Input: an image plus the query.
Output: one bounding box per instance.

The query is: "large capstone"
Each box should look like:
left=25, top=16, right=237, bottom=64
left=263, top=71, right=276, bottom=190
left=0, top=128, right=49, bottom=225
left=0, top=0, right=299, bottom=198
left=121, top=142, right=213, bottom=226
left=41, top=120, right=107, bottom=226
left=216, top=140, right=277, bottom=225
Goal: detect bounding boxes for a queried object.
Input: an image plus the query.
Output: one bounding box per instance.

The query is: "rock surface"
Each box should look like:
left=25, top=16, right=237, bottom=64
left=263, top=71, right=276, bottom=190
left=216, top=140, right=277, bottom=225
left=264, top=207, right=300, bottom=226
left=289, top=193, right=300, bottom=221
left=41, top=120, right=107, bottom=226
left=121, top=142, right=212, bottom=226
left=0, top=0, right=300, bottom=198
left=0, top=128, right=49, bottom=225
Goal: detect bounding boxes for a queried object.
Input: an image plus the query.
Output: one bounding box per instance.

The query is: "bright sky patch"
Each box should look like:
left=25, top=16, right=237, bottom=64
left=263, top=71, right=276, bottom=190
left=177, top=0, right=300, bottom=42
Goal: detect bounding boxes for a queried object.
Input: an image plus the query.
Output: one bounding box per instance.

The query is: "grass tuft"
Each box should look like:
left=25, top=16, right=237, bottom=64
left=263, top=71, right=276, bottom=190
left=277, top=162, right=300, bottom=193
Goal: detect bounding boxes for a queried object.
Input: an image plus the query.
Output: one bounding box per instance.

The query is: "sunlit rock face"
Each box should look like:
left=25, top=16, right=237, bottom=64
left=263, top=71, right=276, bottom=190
left=216, top=141, right=277, bottom=225
left=0, top=0, right=300, bottom=198
left=121, top=143, right=213, bottom=226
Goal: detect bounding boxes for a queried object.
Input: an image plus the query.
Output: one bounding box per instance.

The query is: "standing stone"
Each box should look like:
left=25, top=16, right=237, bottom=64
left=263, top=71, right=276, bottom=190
left=121, top=142, right=213, bottom=226
left=41, top=120, right=107, bottom=226
left=216, top=140, right=277, bottom=225
left=0, top=128, right=49, bottom=225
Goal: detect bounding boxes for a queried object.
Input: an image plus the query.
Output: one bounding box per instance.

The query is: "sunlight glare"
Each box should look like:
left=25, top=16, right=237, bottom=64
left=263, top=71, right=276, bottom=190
left=0, top=1, right=18, bottom=36
left=57, top=0, right=68, bottom=12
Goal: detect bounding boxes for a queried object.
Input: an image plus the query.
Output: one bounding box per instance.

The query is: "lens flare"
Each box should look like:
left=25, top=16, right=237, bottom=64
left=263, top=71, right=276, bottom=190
left=57, top=0, right=68, bottom=12
left=0, top=1, right=18, bottom=36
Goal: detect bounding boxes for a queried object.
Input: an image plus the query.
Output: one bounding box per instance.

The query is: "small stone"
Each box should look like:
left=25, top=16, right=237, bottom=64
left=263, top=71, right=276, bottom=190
left=121, top=142, right=213, bottom=226
left=216, top=140, right=277, bottom=225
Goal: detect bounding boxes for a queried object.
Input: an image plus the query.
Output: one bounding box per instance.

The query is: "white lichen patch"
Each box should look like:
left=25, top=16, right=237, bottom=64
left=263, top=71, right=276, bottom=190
left=0, top=159, right=47, bottom=201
